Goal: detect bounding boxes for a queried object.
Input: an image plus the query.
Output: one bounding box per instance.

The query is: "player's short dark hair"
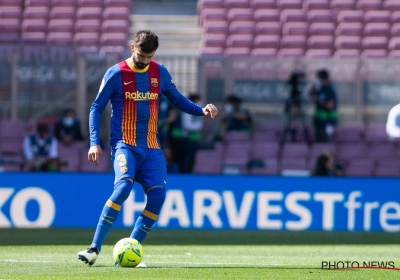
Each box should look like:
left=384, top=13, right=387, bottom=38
left=134, top=30, right=159, bottom=53
left=317, top=69, right=329, bottom=80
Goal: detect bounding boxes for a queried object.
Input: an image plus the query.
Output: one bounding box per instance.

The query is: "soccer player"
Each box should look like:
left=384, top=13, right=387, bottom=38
left=77, top=30, right=218, bottom=267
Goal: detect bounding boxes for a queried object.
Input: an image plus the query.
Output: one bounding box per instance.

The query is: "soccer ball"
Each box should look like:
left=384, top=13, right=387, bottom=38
left=113, top=238, right=144, bottom=267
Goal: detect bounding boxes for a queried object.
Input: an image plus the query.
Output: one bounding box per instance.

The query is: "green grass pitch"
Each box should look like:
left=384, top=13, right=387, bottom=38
left=0, top=229, right=400, bottom=279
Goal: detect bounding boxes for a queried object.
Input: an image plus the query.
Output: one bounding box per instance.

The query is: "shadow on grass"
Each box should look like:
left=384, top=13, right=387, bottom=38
left=1, top=229, right=400, bottom=246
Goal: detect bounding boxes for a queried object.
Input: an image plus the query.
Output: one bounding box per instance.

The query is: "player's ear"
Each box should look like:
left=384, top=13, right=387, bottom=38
left=130, top=44, right=135, bottom=53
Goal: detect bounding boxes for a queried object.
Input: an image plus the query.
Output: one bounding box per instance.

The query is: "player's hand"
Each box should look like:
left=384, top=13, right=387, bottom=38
left=203, top=103, right=218, bottom=119
left=88, top=145, right=102, bottom=166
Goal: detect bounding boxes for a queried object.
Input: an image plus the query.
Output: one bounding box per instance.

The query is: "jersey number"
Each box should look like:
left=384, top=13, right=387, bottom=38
left=117, top=154, right=127, bottom=166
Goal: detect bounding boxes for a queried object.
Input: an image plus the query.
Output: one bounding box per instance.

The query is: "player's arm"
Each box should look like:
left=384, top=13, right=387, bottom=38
left=88, top=68, right=116, bottom=165
left=160, top=67, right=218, bottom=118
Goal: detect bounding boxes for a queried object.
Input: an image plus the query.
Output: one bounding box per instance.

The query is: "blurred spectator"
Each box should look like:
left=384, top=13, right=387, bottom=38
left=311, top=150, right=344, bottom=176
left=163, top=146, right=180, bottom=174
left=23, top=123, right=60, bottom=172
left=54, top=109, right=83, bottom=145
left=309, top=69, right=337, bottom=142
left=386, top=103, right=400, bottom=140
left=170, top=94, right=203, bottom=173
left=220, top=95, right=253, bottom=137
left=158, top=95, right=177, bottom=147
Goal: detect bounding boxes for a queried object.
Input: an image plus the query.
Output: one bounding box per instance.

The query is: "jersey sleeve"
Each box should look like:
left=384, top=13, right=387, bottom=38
left=159, top=65, right=204, bottom=116
left=89, top=67, right=117, bottom=146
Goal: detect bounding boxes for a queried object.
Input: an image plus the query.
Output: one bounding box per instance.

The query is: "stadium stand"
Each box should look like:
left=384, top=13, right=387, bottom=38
left=198, top=0, right=400, bottom=58
left=0, top=0, right=131, bottom=53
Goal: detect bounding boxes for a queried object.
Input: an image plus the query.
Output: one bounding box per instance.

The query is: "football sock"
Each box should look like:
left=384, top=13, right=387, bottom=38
left=91, top=179, right=133, bottom=252
left=130, top=187, right=166, bottom=243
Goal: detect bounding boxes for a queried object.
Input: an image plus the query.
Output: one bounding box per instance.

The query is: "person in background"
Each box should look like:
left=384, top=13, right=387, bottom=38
left=163, top=146, right=180, bottom=174
left=23, top=123, right=59, bottom=172
left=219, top=95, right=253, bottom=138
left=386, top=103, right=400, bottom=140
left=157, top=95, right=177, bottom=147
left=170, top=93, right=203, bottom=173
left=54, top=109, right=84, bottom=145
left=311, top=150, right=344, bottom=176
left=309, top=69, right=337, bottom=142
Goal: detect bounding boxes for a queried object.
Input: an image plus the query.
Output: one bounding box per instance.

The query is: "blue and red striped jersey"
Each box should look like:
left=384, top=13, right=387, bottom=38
left=89, top=59, right=204, bottom=149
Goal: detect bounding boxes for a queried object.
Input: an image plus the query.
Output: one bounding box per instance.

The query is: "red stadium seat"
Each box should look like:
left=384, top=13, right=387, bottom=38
left=21, top=32, right=47, bottom=43
left=0, top=6, right=22, bottom=19
left=336, top=23, right=363, bottom=36
left=282, top=22, right=309, bottom=36
left=25, top=0, right=51, bottom=6
left=58, top=142, right=81, bottom=172
left=226, top=34, right=253, bottom=48
left=254, top=35, right=280, bottom=49
left=309, top=22, right=335, bottom=36
left=250, top=48, right=277, bottom=58
left=305, top=49, right=333, bottom=58
left=49, top=7, right=76, bottom=19
left=0, top=19, right=20, bottom=32
left=0, top=32, right=20, bottom=43
left=77, top=7, right=102, bottom=19
left=384, top=0, right=400, bottom=11
left=203, top=34, right=227, bottom=48
left=229, top=21, right=255, bottom=35
left=100, top=33, right=128, bottom=46
left=75, top=19, right=101, bottom=32
left=47, top=32, right=73, bottom=44
left=335, top=36, right=362, bottom=49
left=250, top=0, right=276, bottom=10
left=356, top=0, right=383, bottom=12
left=362, top=37, right=388, bottom=50
left=337, top=10, right=364, bottom=23
left=364, top=11, right=391, bottom=23
left=280, top=35, right=307, bottom=49
left=103, top=0, right=130, bottom=8
left=280, top=9, right=307, bottom=23
left=277, top=48, right=305, bottom=57
left=330, top=0, right=356, bottom=11
left=77, top=0, right=103, bottom=7
left=361, top=49, right=388, bottom=58
left=51, top=0, right=77, bottom=7
left=303, top=0, right=330, bottom=11
left=333, top=49, right=360, bottom=58
left=254, top=9, right=280, bottom=23
left=73, top=32, right=99, bottom=45
left=255, top=22, right=281, bottom=36
left=203, top=21, right=229, bottom=35
left=227, top=8, right=254, bottom=22
left=48, top=19, right=74, bottom=32
left=224, top=0, right=249, bottom=9
left=307, top=9, right=334, bottom=23
left=277, top=0, right=303, bottom=10
left=21, top=19, right=47, bottom=32
left=101, top=20, right=129, bottom=33
left=23, top=7, right=49, bottom=19
left=281, top=143, right=309, bottom=158
left=307, top=36, right=334, bottom=50
left=200, top=8, right=227, bottom=25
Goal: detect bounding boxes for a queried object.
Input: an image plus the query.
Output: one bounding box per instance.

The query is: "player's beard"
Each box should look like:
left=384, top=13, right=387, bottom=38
left=133, top=58, right=148, bottom=69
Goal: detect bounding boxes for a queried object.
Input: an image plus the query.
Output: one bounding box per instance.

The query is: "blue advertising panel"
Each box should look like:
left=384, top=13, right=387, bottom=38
left=0, top=173, right=399, bottom=232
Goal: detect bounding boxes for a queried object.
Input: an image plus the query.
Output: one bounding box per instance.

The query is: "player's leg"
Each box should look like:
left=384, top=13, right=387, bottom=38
left=130, top=148, right=167, bottom=243
left=78, top=147, right=141, bottom=265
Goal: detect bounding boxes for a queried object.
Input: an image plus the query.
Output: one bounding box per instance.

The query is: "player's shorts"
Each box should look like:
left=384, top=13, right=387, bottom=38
left=111, top=142, right=167, bottom=191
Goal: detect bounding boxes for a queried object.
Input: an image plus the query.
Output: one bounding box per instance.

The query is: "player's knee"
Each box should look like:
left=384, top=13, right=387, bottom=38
left=147, top=186, right=166, bottom=206
left=114, top=178, right=133, bottom=202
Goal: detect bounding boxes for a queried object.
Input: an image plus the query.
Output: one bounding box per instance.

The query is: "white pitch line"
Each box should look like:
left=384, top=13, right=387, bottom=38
left=0, top=260, right=315, bottom=267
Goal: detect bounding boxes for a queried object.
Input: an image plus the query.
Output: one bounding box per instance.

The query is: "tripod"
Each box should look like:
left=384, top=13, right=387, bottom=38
left=281, top=97, right=310, bottom=144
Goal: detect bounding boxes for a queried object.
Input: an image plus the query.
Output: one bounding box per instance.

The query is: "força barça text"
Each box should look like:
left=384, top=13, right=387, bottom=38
left=321, top=261, right=396, bottom=270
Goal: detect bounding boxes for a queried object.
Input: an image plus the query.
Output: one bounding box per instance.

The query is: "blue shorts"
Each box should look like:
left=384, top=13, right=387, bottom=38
left=111, top=143, right=167, bottom=191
